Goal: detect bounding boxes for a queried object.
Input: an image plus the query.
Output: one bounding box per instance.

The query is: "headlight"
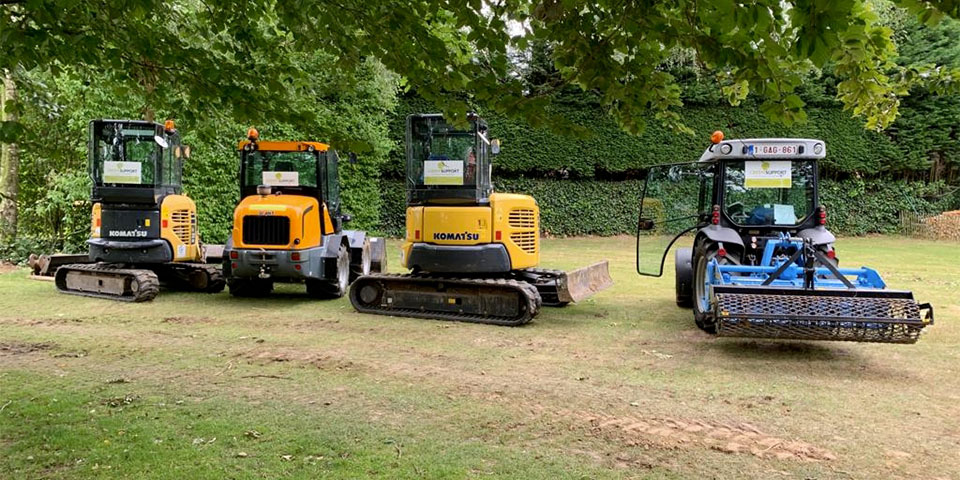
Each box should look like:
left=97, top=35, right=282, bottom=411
left=814, top=143, right=824, bottom=155
left=720, top=143, right=732, bottom=154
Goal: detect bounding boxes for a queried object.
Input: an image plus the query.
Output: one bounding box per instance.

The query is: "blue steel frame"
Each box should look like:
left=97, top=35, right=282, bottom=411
left=699, top=233, right=888, bottom=309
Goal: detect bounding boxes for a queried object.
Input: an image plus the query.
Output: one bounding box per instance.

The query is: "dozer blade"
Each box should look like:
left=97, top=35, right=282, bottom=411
left=555, top=261, right=614, bottom=303
left=713, top=286, right=933, bottom=344
left=27, top=253, right=92, bottom=277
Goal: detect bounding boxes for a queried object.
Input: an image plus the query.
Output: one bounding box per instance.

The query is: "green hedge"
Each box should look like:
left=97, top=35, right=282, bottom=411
left=387, top=93, right=911, bottom=179
left=378, top=178, right=957, bottom=238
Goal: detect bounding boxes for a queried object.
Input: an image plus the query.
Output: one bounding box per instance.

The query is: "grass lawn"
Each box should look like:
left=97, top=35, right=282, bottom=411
left=1, top=236, right=958, bottom=479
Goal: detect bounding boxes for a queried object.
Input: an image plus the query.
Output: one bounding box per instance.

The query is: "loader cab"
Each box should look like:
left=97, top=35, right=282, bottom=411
left=238, top=138, right=342, bottom=229
left=89, top=119, right=186, bottom=205
left=637, top=136, right=828, bottom=277
left=405, top=113, right=496, bottom=206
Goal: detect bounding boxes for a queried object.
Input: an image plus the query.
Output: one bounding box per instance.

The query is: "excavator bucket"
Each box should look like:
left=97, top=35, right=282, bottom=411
left=555, top=261, right=614, bottom=303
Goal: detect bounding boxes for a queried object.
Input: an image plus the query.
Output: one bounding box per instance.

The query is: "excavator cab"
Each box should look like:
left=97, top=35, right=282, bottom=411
left=90, top=120, right=184, bottom=206
left=405, top=113, right=496, bottom=206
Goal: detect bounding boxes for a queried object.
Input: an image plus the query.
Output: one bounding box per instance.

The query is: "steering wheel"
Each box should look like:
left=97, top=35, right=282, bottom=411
left=726, top=201, right=749, bottom=223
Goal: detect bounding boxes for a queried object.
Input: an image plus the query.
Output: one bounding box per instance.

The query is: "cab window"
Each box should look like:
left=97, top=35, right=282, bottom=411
left=723, top=160, right=815, bottom=226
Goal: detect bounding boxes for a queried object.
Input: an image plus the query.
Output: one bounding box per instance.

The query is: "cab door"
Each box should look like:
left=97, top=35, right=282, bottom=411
left=636, top=162, right=713, bottom=276
left=321, top=150, right=341, bottom=229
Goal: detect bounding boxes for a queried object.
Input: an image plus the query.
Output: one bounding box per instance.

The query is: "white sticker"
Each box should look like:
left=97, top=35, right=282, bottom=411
left=424, top=160, right=464, bottom=185
left=103, top=161, right=143, bottom=184
left=177, top=244, right=187, bottom=258
left=262, top=171, right=299, bottom=186
left=744, top=160, right=792, bottom=188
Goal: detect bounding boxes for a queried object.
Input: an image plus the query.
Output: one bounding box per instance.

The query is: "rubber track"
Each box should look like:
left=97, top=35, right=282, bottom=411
left=349, top=273, right=542, bottom=326
left=55, top=263, right=160, bottom=302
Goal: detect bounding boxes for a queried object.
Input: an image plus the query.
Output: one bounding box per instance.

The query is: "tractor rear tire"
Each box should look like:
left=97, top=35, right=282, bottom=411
left=692, top=241, right=718, bottom=334
left=675, top=247, right=693, bottom=308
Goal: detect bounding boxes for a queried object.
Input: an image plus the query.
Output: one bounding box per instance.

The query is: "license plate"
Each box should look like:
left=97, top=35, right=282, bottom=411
left=746, top=144, right=799, bottom=156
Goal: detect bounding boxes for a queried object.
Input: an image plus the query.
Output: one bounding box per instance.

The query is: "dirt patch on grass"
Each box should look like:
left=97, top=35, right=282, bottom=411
left=542, top=406, right=835, bottom=462
left=162, top=316, right=215, bottom=325
left=0, top=341, right=56, bottom=355
left=0, top=262, right=19, bottom=274
left=239, top=348, right=357, bottom=371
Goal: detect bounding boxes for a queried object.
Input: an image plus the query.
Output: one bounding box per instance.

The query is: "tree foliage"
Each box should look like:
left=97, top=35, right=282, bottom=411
left=6, top=0, right=960, bottom=140
left=9, top=55, right=396, bottom=254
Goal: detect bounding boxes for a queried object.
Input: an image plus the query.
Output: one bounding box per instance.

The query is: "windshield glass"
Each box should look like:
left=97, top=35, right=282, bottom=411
left=723, top=160, right=815, bottom=226
left=243, top=151, right=319, bottom=188
left=93, top=124, right=161, bottom=186
left=408, top=121, right=478, bottom=187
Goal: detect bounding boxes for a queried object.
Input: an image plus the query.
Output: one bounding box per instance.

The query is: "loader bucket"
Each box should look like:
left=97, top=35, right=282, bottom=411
left=555, top=261, right=614, bottom=303
left=713, top=286, right=933, bottom=344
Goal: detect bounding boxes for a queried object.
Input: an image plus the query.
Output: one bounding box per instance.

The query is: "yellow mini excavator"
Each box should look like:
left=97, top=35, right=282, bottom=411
left=222, top=129, right=386, bottom=298
left=349, top=113, right=612, bottom=325
left=55, top=119, right=224, bottom=302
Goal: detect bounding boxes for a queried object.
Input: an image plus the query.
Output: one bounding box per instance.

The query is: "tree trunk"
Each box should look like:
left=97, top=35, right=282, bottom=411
left=0, top=72, right=19, bottom=244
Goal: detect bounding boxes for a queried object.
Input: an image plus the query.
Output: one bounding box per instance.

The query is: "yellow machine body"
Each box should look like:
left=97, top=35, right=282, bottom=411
left=89, top=195, right=203, bottom=263
left=160, top=194, right=203, bottom=262
left=229, top=139, right=336, bottom=251
left=402, top=193, right=540, bottom=270
left=91, top=202, right=102, bottom=238
left=230, top=194, right=336, bottom=250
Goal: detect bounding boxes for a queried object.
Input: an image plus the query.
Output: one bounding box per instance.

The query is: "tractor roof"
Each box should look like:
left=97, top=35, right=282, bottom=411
left=698, top=138, right=826, bottom=163
left=237, top=140, right=330, bottom=152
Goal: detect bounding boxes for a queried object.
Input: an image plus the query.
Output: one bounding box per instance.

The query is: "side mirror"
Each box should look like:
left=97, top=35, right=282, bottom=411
left=638, top=218, right=655, bottom=231
left=348, top=152, right=358, bottom=164
left=490, top=138, right=501, bottom=155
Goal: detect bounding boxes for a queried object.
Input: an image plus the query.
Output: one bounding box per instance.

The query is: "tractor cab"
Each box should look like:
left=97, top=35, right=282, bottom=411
left=405, top=113, right=499, bottom=206
left=637, top=135, right=830, bottom=276
left=90, top=119, right=188, bottom=206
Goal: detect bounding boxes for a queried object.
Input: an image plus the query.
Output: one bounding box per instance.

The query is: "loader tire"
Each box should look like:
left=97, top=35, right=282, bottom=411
left=349, top=238, right=372, bottom=283
left=307, top=244, right=350, bottom=299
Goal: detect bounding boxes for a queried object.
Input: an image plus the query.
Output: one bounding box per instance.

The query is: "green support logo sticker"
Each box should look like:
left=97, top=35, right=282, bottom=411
left=262, top=171, right=299, bottom=186
left=103, top=161, right=143, bottom=184
left=744, top=160, right=792, bottom=188
left=424, top=160, right=464, bottom=185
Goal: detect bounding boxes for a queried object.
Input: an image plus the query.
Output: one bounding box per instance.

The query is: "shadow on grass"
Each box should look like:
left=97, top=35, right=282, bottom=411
left=163, top=291, right=336, bottom=306
left=710, top=339, right=848, bottom=361
left=706, top=339, right=924, bottom=381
